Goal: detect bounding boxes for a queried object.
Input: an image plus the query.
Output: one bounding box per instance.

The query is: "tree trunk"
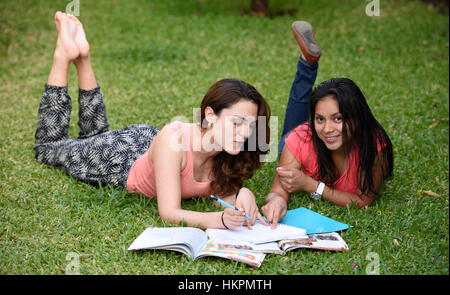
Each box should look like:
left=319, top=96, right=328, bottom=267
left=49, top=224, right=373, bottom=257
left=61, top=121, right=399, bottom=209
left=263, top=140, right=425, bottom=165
left=250, top=0, right=271, bottom=17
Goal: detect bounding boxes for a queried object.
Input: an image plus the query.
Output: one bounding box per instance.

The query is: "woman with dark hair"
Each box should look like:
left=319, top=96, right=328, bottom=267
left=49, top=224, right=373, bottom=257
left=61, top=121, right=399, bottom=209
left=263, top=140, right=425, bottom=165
left=34, top=12, right=270, bottom=230
left=262, top=21, right=393, bottom=227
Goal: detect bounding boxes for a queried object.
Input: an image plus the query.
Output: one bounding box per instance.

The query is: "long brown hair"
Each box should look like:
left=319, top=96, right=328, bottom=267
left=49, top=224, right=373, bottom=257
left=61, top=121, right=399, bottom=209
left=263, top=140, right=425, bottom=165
left=199, top=78, right=271, bottom=196
left=308, top=78, right=393, bottom=196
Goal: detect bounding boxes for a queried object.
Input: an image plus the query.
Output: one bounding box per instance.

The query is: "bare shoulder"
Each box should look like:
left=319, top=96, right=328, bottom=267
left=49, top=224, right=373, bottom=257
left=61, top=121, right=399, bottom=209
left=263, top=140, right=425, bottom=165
left=149, top=123, right=186, bottom=168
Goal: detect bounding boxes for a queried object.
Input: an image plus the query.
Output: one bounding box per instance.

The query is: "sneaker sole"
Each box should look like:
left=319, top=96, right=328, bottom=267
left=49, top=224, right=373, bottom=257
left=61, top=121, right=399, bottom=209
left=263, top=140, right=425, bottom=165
left=292, top=21, right=321, bottom=57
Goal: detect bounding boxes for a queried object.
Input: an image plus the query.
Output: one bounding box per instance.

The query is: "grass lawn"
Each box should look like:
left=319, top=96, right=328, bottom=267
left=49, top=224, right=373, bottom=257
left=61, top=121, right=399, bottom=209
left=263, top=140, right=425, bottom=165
left=0, top=0, right=448, bottom=275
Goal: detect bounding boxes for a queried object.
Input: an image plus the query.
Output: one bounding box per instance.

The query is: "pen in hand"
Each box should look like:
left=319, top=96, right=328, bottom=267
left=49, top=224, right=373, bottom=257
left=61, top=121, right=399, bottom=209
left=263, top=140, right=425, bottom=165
left=210, top=194, right=270, bottom=224
left=210, top=194, right=250, bottom=219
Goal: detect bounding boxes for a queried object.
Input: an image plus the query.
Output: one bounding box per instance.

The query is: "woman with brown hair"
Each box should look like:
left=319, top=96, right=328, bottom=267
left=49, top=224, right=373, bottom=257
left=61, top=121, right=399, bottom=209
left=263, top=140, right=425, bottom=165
left=34, top=12, right=271, bottom=230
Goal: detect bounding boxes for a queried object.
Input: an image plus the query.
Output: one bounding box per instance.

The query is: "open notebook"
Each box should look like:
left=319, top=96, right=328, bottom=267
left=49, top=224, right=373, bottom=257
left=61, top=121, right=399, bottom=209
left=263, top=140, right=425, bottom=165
left=205, top=220, right=306, bottom=244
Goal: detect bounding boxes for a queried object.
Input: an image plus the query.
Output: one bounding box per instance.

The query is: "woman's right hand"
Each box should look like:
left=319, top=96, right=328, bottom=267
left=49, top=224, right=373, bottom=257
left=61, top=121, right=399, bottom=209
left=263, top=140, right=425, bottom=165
left=222, top=208, right=247, bottom=229
left=261, top=193, right=288, bottom=229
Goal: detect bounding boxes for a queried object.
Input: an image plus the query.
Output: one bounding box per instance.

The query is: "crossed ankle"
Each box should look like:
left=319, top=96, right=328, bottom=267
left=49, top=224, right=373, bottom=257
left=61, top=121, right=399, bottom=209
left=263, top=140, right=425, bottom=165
left=74, top=55, right=91, bottom=66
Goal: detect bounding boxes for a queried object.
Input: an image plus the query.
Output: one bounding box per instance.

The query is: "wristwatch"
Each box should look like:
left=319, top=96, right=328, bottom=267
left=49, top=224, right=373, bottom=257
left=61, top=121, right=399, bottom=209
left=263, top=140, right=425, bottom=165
left=310, top=181, right=325, bottom=201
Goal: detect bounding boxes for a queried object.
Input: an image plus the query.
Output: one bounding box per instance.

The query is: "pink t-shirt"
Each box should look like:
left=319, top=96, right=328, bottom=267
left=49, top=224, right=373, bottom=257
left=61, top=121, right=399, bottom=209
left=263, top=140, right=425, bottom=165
left=285, top=123, right=382, bottom=194
left=126, top=121, right=211, bottom=198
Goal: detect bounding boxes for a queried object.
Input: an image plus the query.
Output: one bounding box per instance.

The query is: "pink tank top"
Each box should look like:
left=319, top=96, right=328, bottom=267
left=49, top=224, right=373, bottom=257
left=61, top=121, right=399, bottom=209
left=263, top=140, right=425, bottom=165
left=126, top=121, right=212, bottom=198
left=285, top=124, right=384, bottom=194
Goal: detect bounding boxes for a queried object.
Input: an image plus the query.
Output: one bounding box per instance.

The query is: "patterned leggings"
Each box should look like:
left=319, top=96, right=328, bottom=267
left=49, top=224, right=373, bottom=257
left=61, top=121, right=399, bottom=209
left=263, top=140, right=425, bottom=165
left=34, top=84, right=159, bottom=187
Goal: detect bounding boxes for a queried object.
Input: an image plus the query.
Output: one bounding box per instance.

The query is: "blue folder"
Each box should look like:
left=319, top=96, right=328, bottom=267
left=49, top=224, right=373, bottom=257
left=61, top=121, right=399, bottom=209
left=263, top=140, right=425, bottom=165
left=279, top=207, right=351, bottom=234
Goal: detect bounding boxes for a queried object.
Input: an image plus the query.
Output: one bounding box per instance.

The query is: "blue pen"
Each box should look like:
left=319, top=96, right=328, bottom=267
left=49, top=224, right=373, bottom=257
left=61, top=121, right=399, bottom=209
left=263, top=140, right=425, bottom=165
left=210, top=194, right=251, bottom=219
left=210, top=194, right=270, bottom=224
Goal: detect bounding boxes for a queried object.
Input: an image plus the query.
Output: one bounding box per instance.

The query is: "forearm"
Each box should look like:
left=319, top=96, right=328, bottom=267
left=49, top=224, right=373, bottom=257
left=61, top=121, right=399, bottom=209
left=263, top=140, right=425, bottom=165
left=265, top=191, right=289, bottom=205
left=290, top=175, right=372, bottom=208
left=159, top=208, right=224, bottom=229
left=321, top=185, right=373, bottom=208
left=266, top=176, right=291, bottom=205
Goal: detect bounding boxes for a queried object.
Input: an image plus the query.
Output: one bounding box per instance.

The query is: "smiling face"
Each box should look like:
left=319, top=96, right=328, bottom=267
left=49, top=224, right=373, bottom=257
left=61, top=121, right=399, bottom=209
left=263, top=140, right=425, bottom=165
left=313, top=95, right=348, bottom=153
left=205, top=99, right=258, bottom=155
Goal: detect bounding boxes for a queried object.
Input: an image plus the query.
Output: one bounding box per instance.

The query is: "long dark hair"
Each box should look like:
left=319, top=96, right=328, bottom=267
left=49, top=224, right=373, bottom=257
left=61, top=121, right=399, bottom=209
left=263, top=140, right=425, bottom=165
left=200, top=78, right=271, bottom=197
left=308, top=78, right=393, bottom=196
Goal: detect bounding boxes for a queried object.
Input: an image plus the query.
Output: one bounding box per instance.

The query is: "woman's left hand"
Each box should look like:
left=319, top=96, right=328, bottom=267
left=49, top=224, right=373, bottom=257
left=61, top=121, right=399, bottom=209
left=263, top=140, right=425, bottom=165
left=276, top=166, right=316, bottom=193
left=235, top=187, right=269, bottom=229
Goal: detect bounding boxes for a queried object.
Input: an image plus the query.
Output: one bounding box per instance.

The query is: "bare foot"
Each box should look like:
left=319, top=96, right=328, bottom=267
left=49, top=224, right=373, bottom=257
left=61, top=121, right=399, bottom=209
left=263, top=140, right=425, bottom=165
left=67, top=14, right=90, bottom=58
left=54, top=11, right=79, bottom=61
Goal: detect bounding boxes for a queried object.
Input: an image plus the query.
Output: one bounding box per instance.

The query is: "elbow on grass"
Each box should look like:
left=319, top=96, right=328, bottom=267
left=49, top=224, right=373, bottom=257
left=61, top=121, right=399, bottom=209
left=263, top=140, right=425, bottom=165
left=158, top=208, right=184, bottom=226
left=330, top=194, right=375, bottom=209
left=348, top=195, right=375, bottom=209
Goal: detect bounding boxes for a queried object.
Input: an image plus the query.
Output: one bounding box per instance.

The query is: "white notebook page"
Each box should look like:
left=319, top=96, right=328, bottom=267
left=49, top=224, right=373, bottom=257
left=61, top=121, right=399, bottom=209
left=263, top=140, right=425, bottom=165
left=206, top=220, right=306, bottom=244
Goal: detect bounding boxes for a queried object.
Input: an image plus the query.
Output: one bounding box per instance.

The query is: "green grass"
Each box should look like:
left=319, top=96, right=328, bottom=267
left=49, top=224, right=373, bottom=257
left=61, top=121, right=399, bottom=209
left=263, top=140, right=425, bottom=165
left=0, top=0, right=448, bottom=275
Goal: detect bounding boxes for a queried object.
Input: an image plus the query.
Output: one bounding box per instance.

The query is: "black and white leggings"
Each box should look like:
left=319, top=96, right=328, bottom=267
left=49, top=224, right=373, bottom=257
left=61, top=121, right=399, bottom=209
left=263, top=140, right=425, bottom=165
left=34, top=84, right=159, bottom=187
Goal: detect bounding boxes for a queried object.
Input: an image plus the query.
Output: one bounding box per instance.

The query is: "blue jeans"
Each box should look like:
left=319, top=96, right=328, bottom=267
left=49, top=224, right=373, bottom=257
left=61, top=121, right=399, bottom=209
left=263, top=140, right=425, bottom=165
left=278, top=56, right=318, bottom=156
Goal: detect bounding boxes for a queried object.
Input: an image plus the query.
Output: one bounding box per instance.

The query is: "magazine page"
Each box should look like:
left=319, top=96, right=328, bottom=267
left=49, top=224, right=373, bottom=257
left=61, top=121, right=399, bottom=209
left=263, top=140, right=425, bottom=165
left=206, top=220, right=307, bottom=244
left=206, top=230, right=282, bottom=254
left=207, top=231, right=283, bottom=254
left=128, top=227, right=209, bottom=258
left=279, top=232, right=349, bottom=252
left=196, top=241, right=266, bottom=267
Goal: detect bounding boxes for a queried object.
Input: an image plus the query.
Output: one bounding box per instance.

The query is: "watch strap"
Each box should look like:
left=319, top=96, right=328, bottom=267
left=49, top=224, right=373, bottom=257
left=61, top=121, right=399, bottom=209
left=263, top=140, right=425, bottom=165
left=316, top=181, right=325, bottom=195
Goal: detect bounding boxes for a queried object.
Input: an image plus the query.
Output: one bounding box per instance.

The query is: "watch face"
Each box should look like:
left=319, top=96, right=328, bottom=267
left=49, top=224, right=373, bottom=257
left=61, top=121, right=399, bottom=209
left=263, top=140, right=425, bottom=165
left=310, top=192, right=321, bottom=201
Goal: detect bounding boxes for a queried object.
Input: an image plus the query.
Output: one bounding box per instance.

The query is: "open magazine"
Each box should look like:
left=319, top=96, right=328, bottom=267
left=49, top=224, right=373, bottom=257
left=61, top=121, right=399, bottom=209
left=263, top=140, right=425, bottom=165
left=128, top=222, right=307, bottom=267
left=207, top=229, right=348, bottom=254
left=128, top=227, right=266, bottom=267
left=278, top=232, right=348, bottom=252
